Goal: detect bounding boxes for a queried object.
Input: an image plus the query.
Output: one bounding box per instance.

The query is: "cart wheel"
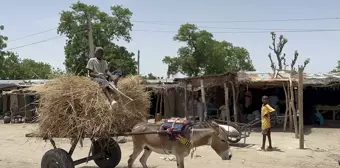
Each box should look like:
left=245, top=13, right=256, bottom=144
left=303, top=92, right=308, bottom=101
left=92, top=138, right=121, bottom=168
left=3, top=116, right=11, bottom=124
left=270, top=117, right=276, bottom=127
left=277, top=118, right=284, bottom=125
left=228, top=137, right=242, bottom=144
left=41, top=148, right=74, bottom=168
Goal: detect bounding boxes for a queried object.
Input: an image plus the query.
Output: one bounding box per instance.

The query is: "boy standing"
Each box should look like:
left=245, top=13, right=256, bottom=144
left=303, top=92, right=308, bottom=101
left=260, top=95, right=275, bottom=151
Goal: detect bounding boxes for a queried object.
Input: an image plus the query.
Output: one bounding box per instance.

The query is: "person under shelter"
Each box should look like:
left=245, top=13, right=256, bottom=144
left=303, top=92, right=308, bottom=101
left=86, top=47, right=120, bottom=107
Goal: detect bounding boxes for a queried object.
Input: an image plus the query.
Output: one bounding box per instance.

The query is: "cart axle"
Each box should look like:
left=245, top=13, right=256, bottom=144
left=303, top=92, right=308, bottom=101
left=73, top=152, right=105, bottom=166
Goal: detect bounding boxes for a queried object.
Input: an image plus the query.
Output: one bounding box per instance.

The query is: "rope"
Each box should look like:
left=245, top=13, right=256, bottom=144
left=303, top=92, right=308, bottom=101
left=190, top=128, right=196, bottom=159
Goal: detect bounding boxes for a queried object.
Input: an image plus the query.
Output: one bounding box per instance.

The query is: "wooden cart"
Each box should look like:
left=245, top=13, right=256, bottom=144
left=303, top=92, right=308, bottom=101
left=25, top=130, right=182, bottom=168
left=215, top=118, right=261, bottom=144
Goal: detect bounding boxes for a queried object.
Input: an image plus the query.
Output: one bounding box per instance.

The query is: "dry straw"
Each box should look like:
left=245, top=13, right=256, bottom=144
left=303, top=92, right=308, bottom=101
left=30, top=75, right=150, bottom=139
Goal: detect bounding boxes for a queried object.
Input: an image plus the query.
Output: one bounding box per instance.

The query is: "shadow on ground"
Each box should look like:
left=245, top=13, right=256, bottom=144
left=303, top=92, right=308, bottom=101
left=266, top=147, right=284, bottom=152
left=81, top=166, right=157, bottom=168
left=230, top=143, right=256, bottom=148
left=251, top=126, right=313, bottom=135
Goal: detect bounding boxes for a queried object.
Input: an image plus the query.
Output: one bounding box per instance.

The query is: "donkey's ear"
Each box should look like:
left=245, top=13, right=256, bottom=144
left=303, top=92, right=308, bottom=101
left=211, top=121, right=219, bottom=127
left=209, top=121, right=220, bottom=129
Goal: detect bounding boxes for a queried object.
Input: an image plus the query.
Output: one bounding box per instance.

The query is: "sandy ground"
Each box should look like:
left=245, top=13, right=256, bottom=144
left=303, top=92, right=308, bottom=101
left=0, top=122, right=339, bottom=168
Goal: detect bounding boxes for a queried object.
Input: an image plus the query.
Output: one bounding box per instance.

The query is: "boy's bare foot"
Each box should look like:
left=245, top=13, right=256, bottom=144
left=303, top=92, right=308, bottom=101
left=266, top=146, right=273, bottom=151
left=256, top=147, right=266, bottom=151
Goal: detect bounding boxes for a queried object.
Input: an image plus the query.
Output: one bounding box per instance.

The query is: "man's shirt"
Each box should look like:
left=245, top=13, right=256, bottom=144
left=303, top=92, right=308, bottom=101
left=86, top=58, right=108, bottom=75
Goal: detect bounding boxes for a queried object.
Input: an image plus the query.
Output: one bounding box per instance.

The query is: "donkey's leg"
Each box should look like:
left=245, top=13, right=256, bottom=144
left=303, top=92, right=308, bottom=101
left=128, top=146, right=143, bottom=168
left=175, top=156, right=185, bottom=168
left=139, top=148, right=152, bottom=168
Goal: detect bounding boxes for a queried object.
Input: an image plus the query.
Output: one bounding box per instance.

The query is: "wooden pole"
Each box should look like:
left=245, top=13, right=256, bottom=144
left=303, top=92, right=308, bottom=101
left=223, top=83, right=230, bottom=122
left=3, top=95, right=7, bottom=116
left=200, top=79, right=207, bottom=123
left=184, top=82, right=188, bottom=118
left=160, top=93, right=163, bottom=118
left=137, top=50, right=140, bottom=75
left=282, top=83, right=289, bottom=132
left=87, top=15, right=95, bottom=58
left=154, top=93, right=160, bottom=122
left=190, top=85, right=194, bottom=118
left=289, top=77, right=299, bottom=138
left=298, top=66, right=304, bottom=149
left=231, top=82, right=238, bottom=122
left=288, top=84, right=293, bottom=131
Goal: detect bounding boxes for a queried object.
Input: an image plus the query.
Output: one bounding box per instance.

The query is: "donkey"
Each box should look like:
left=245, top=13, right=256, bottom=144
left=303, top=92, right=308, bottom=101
left=127, top=121, right=232, bottom=168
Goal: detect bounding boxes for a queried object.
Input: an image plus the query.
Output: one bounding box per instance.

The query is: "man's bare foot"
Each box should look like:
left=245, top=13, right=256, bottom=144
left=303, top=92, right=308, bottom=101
left=111, top=100, right=117, bottom=106
left=109, top=100, right=117, bottom=110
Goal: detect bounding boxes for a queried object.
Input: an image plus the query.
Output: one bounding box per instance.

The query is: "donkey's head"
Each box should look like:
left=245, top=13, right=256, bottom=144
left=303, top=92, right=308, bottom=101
left=207, top=121, right=232, bottom=160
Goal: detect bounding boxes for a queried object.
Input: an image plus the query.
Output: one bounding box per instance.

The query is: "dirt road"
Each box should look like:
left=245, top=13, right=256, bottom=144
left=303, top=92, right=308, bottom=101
left=0, top=122, right=339, bottom=168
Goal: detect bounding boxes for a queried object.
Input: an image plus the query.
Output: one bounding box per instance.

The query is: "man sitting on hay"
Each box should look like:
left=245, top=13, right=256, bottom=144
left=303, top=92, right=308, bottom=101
left=86, top=47, right=122, bottom=107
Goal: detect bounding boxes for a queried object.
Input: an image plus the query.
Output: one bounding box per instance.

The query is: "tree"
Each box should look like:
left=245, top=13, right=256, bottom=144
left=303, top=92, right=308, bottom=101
left=58, top=2, right=137, bottom=75
left=19, top=59, right=53, bottom=79
left=267, top=32, right=310, bottom=137
left=268, top=32, right=310, bottom=73
left=331, top=60, right=340, bottom=72
left=0, top=25, right=54, bottom=79
left=142, top=73, right=159, bottom=80
left=48, top=68, right=67, bottom=79
left=162, top=23, right=255, bottom=77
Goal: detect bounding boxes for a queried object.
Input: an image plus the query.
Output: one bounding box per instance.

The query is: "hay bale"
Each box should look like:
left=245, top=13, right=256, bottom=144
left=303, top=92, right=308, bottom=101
left=30, top=75, right=150, bottom=139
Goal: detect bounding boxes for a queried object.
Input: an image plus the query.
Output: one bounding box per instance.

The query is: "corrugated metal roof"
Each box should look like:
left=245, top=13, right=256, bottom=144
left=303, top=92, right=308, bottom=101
left=238, top=71, right=292, bottom=83
left=237, top=71, right=340, bottom=86
left=0, top=79, right=48, bottom=86
left=0, top=83, right=18, bottom=90
left=146, top=79, right=175, bottom=84
left=304, top=72, right=340, bottom=85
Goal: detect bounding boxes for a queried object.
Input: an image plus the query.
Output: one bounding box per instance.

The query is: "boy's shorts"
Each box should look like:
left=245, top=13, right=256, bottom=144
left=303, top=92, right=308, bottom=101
left=262, top=128, right=271, bottom=135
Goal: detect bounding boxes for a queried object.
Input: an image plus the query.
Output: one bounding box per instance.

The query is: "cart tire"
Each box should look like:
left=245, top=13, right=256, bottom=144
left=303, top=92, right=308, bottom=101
left=92, top=138, right=121, bottom=168
left=270, top=120, right=276, bottom=127
left=277, top=118, right=284, bottom=125
left=3, top=116, right=10, bottom=124
left=41, top=148, right=74, bottom=168
left=228, top=137, right=242, bottom=144
left=223, top=123, right=242, bottom=144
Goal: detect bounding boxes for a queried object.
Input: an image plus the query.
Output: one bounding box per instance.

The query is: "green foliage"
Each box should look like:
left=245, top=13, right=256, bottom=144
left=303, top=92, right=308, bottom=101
left=162, top=23, right=255, bottom=77
left=142, top=73, right=160, bottom=80
left=331, top=60, right=340, bottom=73
left=48, top=68, right=67, bottom=79
left=0, top=25, right=54, bottom=79
left=58, top=2, right=137, bottom=76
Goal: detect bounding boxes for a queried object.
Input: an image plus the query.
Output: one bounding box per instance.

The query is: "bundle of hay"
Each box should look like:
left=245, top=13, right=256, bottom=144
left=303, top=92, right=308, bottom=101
left=30, top=75, right=150, bottom=139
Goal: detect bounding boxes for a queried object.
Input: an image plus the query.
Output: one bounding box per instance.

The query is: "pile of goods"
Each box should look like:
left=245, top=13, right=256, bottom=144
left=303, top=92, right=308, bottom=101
left=30, top=75, right=150, bottom=139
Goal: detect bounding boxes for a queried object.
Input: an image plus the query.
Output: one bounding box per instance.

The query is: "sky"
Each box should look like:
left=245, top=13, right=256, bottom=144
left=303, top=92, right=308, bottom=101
left=1, top=0, right=340, bottom=78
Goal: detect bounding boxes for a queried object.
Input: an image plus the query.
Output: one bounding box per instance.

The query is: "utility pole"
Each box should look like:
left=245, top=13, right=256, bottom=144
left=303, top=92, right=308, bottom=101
left=87, top=15, right=95, bottom=58
left=137, top=50, right=140, bottom=75
left=298, top=66, right=304, bottom=149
